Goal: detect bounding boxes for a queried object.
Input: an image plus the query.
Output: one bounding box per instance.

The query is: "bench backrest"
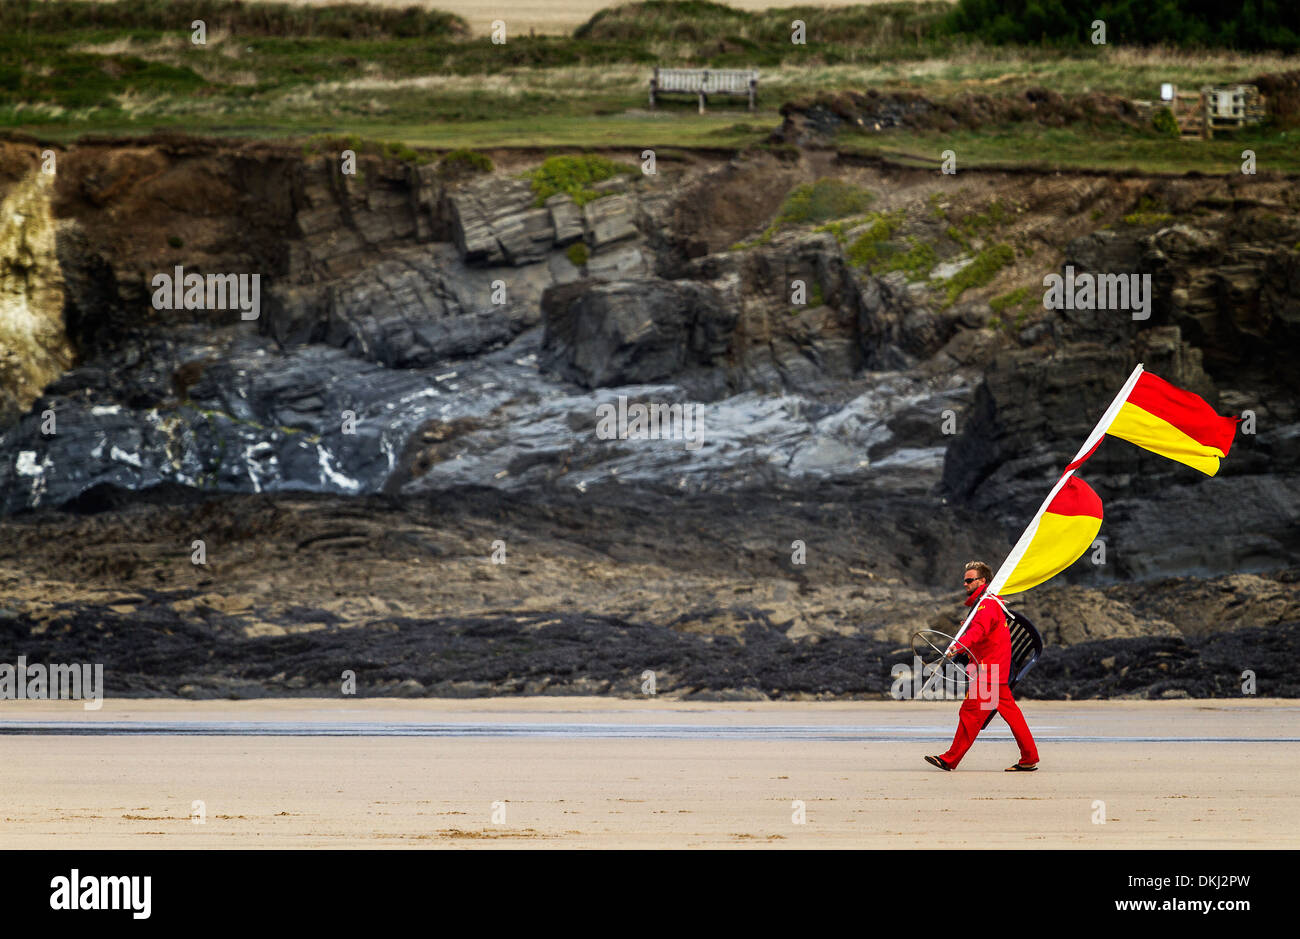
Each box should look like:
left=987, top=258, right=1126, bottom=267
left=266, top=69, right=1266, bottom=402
left=1004, top=608, right=1044, bottom=690
left=655, top=68, right=758, bottom=94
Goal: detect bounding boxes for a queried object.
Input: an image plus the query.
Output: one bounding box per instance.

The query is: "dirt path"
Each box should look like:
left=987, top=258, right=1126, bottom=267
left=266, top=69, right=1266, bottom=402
left=1, top=698, right=1295, bottom=848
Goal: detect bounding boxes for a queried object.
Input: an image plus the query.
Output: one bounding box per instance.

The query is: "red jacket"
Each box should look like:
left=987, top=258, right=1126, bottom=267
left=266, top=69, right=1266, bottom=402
left=957, top=589, right=1013, bottom=683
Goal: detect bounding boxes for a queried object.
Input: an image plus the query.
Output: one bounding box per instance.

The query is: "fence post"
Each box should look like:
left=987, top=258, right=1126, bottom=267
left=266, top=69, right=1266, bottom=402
left=699, top=70, right=708, bottom=114
left=650, top=67, right=658, bottom=109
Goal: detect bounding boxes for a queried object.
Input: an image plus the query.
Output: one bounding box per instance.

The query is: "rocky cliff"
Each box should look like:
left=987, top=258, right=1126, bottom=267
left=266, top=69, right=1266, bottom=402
left=0, top=134, right=1297, bottom=699
left=0, top=168, right=72, bottom=426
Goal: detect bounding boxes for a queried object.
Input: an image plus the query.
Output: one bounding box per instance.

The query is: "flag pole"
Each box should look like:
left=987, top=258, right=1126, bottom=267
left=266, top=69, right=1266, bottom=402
left=949, top=362, right=1145, bottom=646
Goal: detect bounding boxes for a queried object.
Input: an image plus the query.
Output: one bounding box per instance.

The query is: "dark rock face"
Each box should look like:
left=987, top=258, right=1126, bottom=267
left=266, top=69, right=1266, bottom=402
left=775, top=90, right=935, bottom=146
left=0, top=330, right=457, bottom=513
left=672, top=231, right=872, bottom=393
left=54, top=225, right=130, bottom=363
left=940, top=202, right=1300, bottom=582
left=1151, top=226, right=1300, bottom=387
left=942, top=344, right=1143, bottom=507
left=6, top=582, right=1295, bottom=701
left=940, top=335, right=1300, bottom=579
left=1027, top=624, right=1300, bottom=700
left=2, top=138, right=1299, bottom=699
left=858, top=271, right=958, bottom=370
left=541, top=278, right=732, bottom=388
left=1048, top=221, right=1300, bottom=391
left=445, top=174, right=645, bottom=267
left=539, top=229, right=922, bottom=397
left=309, top=245, right=543, bottom=368
left=447, top=176, right=554, bottom=265
left=773, top=88, right=1145, bottom=146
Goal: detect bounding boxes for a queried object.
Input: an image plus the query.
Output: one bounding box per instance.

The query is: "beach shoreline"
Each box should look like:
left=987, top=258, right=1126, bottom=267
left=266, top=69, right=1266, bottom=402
left=2, top=697, right=1295, bottom=849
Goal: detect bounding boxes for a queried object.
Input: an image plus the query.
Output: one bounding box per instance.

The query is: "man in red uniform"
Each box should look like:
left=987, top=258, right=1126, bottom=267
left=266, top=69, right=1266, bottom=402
left=925, top=561, right=1040, bottom=772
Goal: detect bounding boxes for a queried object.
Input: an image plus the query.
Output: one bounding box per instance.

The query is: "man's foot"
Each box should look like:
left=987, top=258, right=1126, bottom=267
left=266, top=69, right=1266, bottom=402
left=925, top=755, right=954, bottom=771
left=1005, top=761, right=1039, bottom=772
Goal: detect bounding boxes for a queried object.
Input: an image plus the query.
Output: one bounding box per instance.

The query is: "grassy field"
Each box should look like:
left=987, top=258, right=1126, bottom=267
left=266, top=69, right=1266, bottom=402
left=28, top=113, right=776, bottom=151
left=5, top=1, right=1298, bottom=174
left=166, top=0, right=927, bottom=38
left=843, top=124, right=1300, bottom=175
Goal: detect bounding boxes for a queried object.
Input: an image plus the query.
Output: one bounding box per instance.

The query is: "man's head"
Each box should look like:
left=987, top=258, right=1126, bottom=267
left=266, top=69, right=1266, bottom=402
left=963, top=561, right=992, bottom=597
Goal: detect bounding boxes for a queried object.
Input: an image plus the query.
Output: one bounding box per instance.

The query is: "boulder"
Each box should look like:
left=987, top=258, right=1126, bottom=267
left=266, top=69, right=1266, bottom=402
left=269, top=244, right=549, bottom=366
left=585, top=244, right=650, bottom=280
left=494, top=206, right=554, bottom=265
left=446, top=176, right=546, bottom=265
left=546, top=194, right=583, bottom=246
left=583, top=194, right=638, bottom=251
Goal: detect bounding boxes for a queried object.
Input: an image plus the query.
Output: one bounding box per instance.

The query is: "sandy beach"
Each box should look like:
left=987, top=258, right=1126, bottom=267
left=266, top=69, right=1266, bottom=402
left=0, top=698, right=1295, bottom=849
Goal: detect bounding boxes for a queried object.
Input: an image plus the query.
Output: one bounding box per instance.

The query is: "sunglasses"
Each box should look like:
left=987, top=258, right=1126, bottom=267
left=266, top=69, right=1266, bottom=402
left=963, top=577, right=979, bottom=584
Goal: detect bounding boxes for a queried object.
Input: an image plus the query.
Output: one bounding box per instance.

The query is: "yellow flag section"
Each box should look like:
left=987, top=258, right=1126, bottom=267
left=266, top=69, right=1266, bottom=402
left=1105, top=371, right=1240, bottom=475
left=998, top=475, right=1104, bottom=595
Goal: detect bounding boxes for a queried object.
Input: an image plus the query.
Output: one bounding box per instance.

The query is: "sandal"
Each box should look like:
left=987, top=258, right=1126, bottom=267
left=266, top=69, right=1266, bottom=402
left=925, top=755, right=954, bottom=771
left=1005, top=761, right=1039, bottom=772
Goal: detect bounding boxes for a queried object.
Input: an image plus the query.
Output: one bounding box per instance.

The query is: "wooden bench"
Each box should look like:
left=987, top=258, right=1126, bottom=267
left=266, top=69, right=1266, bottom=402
left=649, top=67, right=758, bottom=114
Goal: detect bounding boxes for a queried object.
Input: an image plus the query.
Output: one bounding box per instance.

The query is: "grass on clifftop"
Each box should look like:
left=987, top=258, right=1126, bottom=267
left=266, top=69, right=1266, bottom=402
left=941, top=242, right=1015, bottom=307
left=842, top=211, right=905, bottom=266
left=841, top=124, right=1300, bottom=175
left=732, top=178, right=875, bottom=249
left=777, top=178, right=875, bottom=226
left=527, top=154, right=638, bottom=206
left=3, top=0, right=1299, bottom=175
left=876, top=237, right=939, bottom=281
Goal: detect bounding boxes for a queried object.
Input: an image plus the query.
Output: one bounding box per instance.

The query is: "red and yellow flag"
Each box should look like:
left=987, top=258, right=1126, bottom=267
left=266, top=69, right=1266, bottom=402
left=999, top=475, right=1104, bottom=595
left=1107, top=371, right=1240, bottom=475
left=956, top=365, right=1240, bottom=645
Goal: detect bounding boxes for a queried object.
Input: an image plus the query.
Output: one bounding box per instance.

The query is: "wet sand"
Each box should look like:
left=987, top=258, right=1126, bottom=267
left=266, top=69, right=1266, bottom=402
left=0, top=698, right=1296, bottom=848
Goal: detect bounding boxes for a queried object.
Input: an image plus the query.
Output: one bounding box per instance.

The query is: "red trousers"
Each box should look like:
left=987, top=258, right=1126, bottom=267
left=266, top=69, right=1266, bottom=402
left=940, top=680, right=1039, bottom=767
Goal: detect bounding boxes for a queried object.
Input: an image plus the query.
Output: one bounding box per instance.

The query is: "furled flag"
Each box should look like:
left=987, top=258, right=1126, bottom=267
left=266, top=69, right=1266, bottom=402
left=1105, top=370, right=1240, bottom=475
